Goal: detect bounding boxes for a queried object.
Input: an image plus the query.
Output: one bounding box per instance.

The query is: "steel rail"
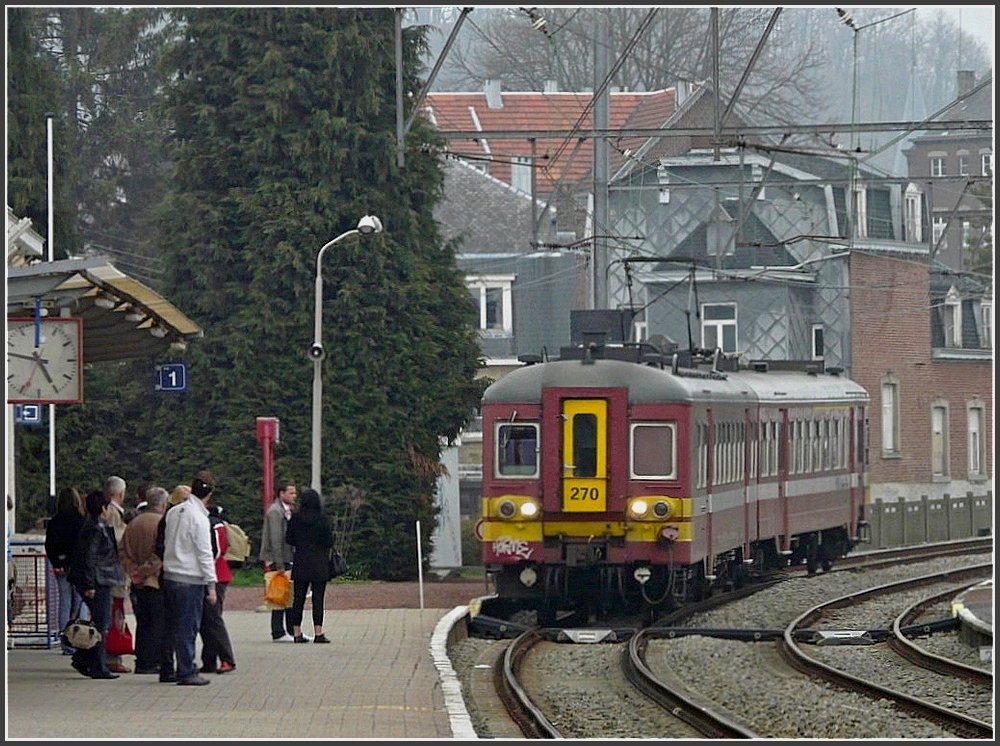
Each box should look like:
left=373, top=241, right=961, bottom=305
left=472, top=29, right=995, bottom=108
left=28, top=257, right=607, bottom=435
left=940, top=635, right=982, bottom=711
left=779, top=563, right=994, bottom=740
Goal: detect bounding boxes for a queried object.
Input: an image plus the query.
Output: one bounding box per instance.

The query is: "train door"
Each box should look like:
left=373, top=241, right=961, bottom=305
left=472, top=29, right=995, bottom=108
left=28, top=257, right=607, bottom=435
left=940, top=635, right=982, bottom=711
left=744, top=407, right=758, bottom=548
left=778, top=408, right=791, bottom=552
left=560, top=399, right=608, bottom=512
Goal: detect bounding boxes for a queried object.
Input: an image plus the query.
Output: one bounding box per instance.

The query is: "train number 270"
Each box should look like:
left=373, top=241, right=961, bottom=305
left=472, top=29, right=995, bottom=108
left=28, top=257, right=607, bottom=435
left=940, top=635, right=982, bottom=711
left=567, top=486, right=602, bottom=501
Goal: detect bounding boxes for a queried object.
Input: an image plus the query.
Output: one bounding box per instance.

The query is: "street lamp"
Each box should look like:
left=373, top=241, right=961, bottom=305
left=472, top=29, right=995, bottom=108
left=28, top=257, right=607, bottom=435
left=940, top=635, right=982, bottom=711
left=310, top=214, right=384, bottom=492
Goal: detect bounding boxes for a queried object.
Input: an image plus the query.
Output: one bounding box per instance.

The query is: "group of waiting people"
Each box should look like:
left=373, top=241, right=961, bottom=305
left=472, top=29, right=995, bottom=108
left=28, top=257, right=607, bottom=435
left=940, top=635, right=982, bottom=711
left=44, top=472, right=234, bottom=685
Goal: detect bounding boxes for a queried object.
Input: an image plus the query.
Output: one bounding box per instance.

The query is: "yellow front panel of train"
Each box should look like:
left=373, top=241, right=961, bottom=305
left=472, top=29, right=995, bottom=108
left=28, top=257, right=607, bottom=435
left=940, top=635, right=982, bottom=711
left=561, top=399, right=607, bottom=512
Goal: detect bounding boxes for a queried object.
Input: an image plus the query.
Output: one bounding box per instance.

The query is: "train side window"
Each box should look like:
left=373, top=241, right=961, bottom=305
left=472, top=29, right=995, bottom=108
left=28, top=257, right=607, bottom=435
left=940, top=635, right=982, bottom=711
left=497, top=423, right=539, bottom=477
left=759, top=421, right=769, bottom=477
left=773, top=421, right=780, bottom=476
left=813, top=420, right=821, bottom=471
left=631, top=423, right=676, bottom=479
left=697, top=423, right=708, bottom=487
left=778, top=420, right=787, bottom=473
left=791, top=420, right=800, bottom=474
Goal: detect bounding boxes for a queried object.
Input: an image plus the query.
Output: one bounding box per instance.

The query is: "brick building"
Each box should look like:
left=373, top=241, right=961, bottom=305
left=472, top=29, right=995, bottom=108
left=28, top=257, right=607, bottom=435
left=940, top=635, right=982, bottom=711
left=850, top=250, right=992, bottom=503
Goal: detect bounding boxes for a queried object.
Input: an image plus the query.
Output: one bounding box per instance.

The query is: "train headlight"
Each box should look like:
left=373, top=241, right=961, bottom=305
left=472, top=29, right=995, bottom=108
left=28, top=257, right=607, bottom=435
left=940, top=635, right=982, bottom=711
left=492, top=496, right=541, bottom=521
left=652, top=500, right=671, bottom=518
left=519, top=500, right=539, bottom=518
left=628, top=499, right=650, bottom=519
left=628, top=496, right=678, bottom=521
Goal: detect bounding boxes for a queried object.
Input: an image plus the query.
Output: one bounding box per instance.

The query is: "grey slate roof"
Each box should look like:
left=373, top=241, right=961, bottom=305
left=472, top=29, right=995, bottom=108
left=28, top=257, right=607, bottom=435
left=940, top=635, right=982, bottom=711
left=434, top=157, right=547, bottom=254
left=659, top=209, right=794, bottom=270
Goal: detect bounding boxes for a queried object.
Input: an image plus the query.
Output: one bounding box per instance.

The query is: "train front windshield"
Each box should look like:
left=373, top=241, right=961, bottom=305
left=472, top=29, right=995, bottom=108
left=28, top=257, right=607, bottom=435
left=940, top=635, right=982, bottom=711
left=497, top=423, right=539, bottom=477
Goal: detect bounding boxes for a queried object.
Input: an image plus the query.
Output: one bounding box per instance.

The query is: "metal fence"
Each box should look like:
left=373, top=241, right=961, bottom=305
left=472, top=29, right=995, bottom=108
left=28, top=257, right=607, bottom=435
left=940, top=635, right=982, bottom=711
left=862, top=491, right=993, bottom=549
left=8, top=538, right=60, bottom=649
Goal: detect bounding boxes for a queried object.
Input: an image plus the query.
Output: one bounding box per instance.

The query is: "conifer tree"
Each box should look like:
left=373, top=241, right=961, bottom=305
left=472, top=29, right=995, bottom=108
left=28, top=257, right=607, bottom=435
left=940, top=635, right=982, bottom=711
left=6, top=8, right=75, bottom=252
left=149, top=7, right=484, bottom=577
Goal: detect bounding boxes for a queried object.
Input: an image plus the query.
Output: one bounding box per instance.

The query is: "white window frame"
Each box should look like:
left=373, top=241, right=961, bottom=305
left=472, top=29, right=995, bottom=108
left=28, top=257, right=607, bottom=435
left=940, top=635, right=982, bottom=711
left=931, top=401, right=950, bottom=479
left=966, top=401, right=985, bottom=478
left=904, top=185, right=923, bottom=243
left=929, top=155, right=946, bottom=177
left=811, top=324, right=824, bottom=360
left=495, top=421, right=539, bottom=478
left=942, top=287, right=961, bottom=347
left=880, top=376, right=900, bottom=456
left=852, top=185, right=867, bottom=238
left=957, top=151, right=969, bottom=176
left=980, top=297, right=992, bottom=349
left=701, top=302, right=737, bottom=353
left=466, top=275, right=515, bottom=334
left=981, top=151, right=992, bottom=177
left=932, top=217, right=948, bottom=251
left=510, top=156, right=532, bottom=195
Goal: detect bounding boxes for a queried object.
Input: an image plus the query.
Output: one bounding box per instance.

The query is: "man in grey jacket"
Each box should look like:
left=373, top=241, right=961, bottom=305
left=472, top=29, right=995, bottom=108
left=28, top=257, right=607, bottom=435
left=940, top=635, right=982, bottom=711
left=259, top=480, right=297, bottom=641
left=162, top=470, right=217, bottom=685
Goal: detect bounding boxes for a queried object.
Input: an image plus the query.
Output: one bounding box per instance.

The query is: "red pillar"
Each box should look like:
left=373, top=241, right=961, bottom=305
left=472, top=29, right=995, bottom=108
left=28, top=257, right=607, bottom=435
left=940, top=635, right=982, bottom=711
left=256, top=417, right=280, bottom=514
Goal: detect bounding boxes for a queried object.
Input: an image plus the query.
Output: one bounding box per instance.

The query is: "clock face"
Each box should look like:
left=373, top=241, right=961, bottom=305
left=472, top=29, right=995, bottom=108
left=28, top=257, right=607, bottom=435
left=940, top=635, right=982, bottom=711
left=7, top=317, right=84, bottom=404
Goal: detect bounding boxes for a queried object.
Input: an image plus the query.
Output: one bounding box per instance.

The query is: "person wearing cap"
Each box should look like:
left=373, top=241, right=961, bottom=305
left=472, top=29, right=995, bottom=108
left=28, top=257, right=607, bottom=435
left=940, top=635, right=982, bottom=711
left=161, top=471, right=217, bottom=686
left=259, top=480, right=297, bottom=641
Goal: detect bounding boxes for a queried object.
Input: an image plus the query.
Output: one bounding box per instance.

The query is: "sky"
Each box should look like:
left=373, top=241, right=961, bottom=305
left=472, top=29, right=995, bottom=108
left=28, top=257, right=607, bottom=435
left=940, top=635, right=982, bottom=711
left=918, top=5, right=994, bottom=57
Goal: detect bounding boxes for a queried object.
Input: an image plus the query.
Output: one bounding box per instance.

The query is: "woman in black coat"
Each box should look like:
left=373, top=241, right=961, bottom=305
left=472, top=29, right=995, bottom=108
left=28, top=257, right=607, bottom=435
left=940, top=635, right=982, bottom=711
left=44, top=486, right=88, bottom=654
left=67, top=491, right=126, bottom=679
left=285, top=488, right=333, bottom=643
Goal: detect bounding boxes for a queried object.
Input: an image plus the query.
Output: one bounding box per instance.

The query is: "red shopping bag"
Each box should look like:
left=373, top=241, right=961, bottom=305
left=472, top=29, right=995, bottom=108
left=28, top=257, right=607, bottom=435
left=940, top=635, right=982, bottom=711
left=106, top=596, right=135, bottom=656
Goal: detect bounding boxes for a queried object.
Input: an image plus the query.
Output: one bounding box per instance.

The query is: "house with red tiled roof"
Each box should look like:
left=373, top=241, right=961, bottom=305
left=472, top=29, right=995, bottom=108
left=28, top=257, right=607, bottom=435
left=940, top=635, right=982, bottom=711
left=425, top=83, right=676, bottom=196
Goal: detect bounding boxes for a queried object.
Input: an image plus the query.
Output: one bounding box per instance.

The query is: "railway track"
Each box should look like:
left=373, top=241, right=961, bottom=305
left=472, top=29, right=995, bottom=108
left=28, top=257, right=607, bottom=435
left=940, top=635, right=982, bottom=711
left=497, top=626, right=723, bottom=739
left=778, top=563, right=994, bottom=739
left=451, top=540, right=993, bottom=738
left=889, top=583, right=993, bottom=684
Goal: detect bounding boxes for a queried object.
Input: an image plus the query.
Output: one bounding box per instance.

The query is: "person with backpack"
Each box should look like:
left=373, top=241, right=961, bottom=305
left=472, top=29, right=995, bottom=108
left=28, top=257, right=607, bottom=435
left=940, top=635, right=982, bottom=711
left=198, top=499, right=236, bottom=674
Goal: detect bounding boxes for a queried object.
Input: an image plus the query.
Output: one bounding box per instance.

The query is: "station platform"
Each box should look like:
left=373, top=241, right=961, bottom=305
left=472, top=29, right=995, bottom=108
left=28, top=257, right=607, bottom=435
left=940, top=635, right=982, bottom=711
left=952, top=579, right=993, bottom=656
left=6, top=606, right=476, bottom=740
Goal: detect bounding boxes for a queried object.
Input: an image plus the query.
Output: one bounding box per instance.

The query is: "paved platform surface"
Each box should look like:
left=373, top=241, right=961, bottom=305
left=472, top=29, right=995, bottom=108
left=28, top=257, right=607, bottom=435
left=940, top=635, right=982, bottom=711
left=953, top=579, right=993, bottom=649
left=6, top=606, right=476, bottom=741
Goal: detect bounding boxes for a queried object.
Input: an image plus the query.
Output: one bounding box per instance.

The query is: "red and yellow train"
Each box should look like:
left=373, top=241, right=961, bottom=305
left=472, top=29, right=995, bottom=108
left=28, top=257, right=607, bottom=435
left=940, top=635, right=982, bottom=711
left=477, top=342, right=869, bottom=620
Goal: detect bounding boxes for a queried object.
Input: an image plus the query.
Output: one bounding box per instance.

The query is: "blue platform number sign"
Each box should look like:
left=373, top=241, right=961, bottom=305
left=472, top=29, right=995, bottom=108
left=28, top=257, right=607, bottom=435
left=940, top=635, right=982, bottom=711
left=15, top=404, right=43, bottom=425
left=155, top=363, right=187, bottom=393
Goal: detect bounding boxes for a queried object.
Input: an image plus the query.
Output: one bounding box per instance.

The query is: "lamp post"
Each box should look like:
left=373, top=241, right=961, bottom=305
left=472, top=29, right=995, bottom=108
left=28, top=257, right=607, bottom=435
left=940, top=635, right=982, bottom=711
left=310, top=215, right=384, bottom=492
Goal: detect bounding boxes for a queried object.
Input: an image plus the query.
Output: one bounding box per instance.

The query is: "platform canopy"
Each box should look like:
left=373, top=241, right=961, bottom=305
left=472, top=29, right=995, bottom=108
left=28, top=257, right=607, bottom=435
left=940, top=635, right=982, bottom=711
left=6, top=256, right=203, bottom=363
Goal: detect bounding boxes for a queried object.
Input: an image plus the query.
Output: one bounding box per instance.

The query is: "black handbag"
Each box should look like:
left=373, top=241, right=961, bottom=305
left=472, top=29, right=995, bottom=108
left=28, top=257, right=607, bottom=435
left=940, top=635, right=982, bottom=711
left=328, top=551, right=348, bottom=579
